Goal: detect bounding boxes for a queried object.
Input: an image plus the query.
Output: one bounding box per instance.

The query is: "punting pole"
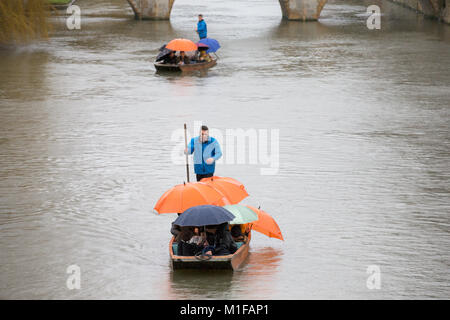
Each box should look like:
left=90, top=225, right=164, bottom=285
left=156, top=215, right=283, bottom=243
left=184, top=123, right=190, bottom=183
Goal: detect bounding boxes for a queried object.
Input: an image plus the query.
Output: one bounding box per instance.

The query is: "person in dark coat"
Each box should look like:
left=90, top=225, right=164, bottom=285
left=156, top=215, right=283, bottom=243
left=171, top=213, right=182, bottom=240
left=230, top=225, right=245, bottom=242
left=171, top=222, right=181, bottom=238
left=203, top=223, right=237, bottom=256
left=177, top=227, right=202, bottom=256
left=162, top=50, right=177, bottom=64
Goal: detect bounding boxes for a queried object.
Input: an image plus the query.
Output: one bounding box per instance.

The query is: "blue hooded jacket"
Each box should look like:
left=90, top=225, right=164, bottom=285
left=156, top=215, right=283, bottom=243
left=197, top=19, right=207, bottom=39
left=187, top=136, right=222, bottom=174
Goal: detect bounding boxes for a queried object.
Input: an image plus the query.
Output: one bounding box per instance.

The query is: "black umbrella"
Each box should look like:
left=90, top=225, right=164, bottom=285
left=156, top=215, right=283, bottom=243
left=156, top=44, right=173, bottom=62
left=174, top=205, right=235, bottom=227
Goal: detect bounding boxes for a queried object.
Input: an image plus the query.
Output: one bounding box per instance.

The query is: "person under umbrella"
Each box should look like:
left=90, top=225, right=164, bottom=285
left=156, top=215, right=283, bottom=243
left=203, top=223, right=237, bottom=256
left=193, top=43, right=210, bottom=63
left=162, top=50, right=177, bottom=64
left=156, top=44, right=172, bottom=62
left=199, top=50, right=212, bottom=63
left=177, top=51, right=190, bottom=65
left=172, top=205, right=236, bottom=256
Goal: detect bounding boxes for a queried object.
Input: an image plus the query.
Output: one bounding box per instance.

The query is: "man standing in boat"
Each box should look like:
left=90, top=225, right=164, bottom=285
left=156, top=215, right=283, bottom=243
left=185, top=125, right=222, bottom=181
left=196, top=14, right=207, bottom=40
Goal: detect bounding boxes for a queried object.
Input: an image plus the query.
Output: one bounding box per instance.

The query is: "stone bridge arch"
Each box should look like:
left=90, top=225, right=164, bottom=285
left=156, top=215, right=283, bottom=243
left=126, top=0, right=328, bottom=21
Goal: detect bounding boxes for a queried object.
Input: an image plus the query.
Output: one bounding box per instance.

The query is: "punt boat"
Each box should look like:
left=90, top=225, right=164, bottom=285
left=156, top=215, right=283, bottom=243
left=169, top=232, right=250, bottom=270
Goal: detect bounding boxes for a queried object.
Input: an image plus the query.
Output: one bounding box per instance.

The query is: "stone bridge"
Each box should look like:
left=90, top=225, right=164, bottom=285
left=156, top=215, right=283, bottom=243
left=125, top=0, right=327, bottom=21
left=126, top=0, right=449, bottom=23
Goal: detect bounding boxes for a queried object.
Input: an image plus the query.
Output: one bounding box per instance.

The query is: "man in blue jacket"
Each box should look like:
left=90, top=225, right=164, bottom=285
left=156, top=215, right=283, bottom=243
left=185, top=125, right=222, bottom=181
left=196, top=14, right=207, bottom=40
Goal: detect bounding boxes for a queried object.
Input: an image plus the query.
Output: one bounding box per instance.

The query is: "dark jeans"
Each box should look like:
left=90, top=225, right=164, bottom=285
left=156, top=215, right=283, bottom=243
left=178, top=241, right=202, bottom=256
left=196, top=173, right=213, bottom=182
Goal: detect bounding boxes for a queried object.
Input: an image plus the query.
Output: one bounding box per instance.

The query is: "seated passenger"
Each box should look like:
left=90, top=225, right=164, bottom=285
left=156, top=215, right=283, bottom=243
left=190, top=50, right=200, bottom=63
left=177, top=51, right=190, bottom=65
left=203, top=223, right=237, bottom=256
left=198, top=50, right=211, bottom=63
left=162, top=50, right=177, bottom=64
left=170, top=213, right=182, bottom=238
left=230, top=225, right=246, bottom=242
left=188, top=227, right=206, bottom=246
left=177, top=227, right=202, bottom=256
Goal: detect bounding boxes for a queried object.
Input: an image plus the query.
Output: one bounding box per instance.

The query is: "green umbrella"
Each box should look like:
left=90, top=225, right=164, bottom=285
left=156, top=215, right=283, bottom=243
left=223, top=204, right=258, bottom=225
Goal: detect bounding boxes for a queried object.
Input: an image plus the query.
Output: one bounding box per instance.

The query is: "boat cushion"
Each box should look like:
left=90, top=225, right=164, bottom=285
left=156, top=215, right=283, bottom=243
left=172, top=243, right=178, bottom=255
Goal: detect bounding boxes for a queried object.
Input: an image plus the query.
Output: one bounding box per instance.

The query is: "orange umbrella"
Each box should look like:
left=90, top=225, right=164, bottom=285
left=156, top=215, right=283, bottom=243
left=200, top=176, right=249, bottom=204
left=166, top=38, right=197, bottom=52
left=154, top=182, right=231, bottom=214
left=246, top=205, right=284, bottom=241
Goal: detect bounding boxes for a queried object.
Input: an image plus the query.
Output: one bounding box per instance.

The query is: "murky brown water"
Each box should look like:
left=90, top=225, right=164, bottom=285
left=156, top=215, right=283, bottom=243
left=0, top=0, right=449, bottom=299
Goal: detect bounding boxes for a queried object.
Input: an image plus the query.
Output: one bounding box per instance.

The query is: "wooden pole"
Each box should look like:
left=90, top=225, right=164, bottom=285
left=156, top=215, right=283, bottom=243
left=184, top=123, right=190, bottom=183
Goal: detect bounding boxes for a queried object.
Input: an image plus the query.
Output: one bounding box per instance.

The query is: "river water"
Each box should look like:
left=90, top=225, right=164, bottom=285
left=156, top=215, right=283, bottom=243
left=0, top=0, right=449, bottom=299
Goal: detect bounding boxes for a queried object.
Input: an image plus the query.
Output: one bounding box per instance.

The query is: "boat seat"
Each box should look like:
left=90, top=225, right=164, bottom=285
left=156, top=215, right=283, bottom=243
left=172, top=243, right=178, bottom=255
left=235, top=241, right=244, bottom=249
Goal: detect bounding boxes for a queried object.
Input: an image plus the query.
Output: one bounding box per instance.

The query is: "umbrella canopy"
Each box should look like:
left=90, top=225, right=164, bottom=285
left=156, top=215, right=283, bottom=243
left=154, top=182, right=230, bottom=214
left=223, top=205, right=258, bottom=225
left=156, top=44, right=172, bottom=62
left=173, top=205, right=235, bottom=227
left=198, top=38, right=221, bottom=53
left=246, top=205, right=284, bottom=241
left=197, top=43, right=209, bottom=51
left=166, top=38, right=198, bottom=52
left=200, top=176, right=249, bottom=204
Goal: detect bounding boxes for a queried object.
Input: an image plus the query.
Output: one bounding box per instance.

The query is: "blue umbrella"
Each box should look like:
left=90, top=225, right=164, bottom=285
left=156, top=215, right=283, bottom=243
left=174, top=205, right=235, bottom=227
left=198, top=38, right=221, bottom=53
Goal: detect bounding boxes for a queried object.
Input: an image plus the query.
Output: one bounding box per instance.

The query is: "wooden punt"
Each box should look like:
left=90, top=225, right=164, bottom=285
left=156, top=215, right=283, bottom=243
left=155, top=59, right=217, bottom=73
left=169, top=232, right=251, bottom=271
